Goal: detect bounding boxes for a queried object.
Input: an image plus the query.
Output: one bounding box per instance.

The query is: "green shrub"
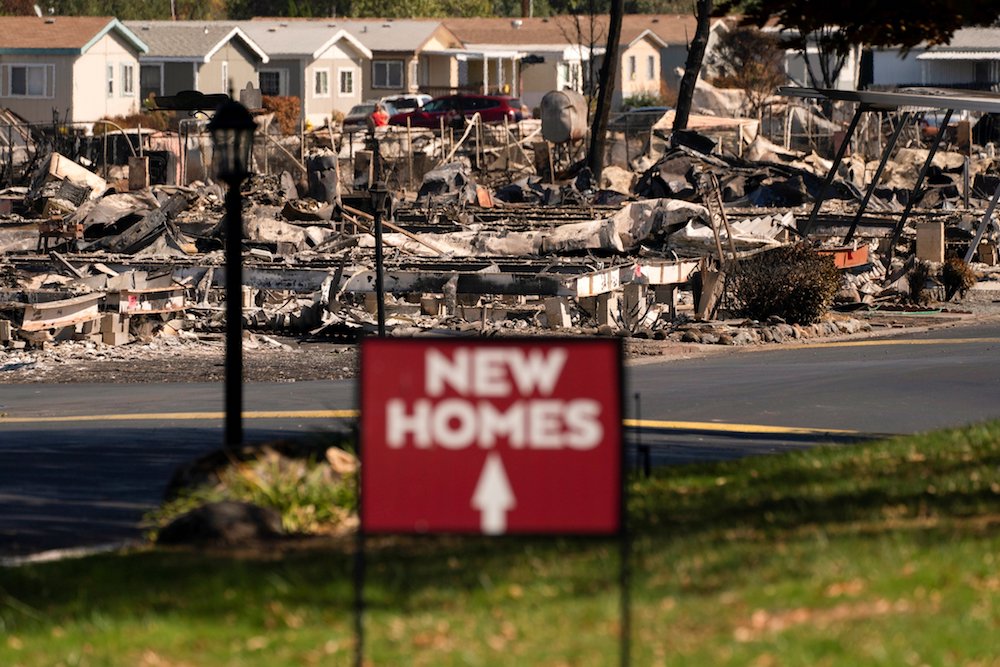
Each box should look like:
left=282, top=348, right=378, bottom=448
left=622, top=90, right=665, bottom=110
left=145, top=445, right=357, bottom=536
left=727, top=243, right=842, bottom=324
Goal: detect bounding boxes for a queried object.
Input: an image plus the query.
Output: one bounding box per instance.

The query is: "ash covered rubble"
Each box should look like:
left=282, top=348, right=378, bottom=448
left=1, top=111, right=999, bottom=361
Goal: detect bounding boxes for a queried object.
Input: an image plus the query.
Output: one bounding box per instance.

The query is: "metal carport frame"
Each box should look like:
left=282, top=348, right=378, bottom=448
left=780, top=86, right=1000, bottom=263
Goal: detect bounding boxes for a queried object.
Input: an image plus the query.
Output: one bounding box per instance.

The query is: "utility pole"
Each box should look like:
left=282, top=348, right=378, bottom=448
left=587, top=0, right=623, bottom=181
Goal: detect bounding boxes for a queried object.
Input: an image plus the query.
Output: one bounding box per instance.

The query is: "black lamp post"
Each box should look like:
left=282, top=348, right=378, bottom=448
left=370, top=139, right=389, bottom=337
left=208, top=99, right=256, bottom=449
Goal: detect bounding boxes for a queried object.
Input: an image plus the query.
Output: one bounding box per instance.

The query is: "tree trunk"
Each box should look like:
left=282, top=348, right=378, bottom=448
left=588, top=0, right=624, bottom=180
left=672, top=0, right=712, bottom=132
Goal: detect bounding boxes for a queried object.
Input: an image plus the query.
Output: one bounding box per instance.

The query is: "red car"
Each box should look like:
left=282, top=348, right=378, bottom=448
left=388, top=94, right=526, bottom=128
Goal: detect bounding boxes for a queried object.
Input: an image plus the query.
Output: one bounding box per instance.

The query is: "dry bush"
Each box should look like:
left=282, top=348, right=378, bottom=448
left=659, top=80, right=679, bottom=108
left=728, top=243, right=842, bottom=324
left=707, top=26, right=787, bottom=117
left=96, top=109, right=176, bottom=133
left=908, top=261, right=933, bottom=304
left=942, top=256, right=976, bottom=301
left=263, top=95, right=302, bottom=135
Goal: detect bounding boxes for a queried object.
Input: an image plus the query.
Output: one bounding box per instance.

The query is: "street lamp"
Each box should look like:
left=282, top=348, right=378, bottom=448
left=208, top=99, right=256, bottom=449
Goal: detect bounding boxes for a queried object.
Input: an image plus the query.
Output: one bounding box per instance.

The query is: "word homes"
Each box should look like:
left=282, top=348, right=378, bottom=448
left=387, top=347, right=603, bottom=451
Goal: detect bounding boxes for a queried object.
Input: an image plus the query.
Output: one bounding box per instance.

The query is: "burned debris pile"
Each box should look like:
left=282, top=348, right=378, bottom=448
left=2, top=103, right=999, bottom=360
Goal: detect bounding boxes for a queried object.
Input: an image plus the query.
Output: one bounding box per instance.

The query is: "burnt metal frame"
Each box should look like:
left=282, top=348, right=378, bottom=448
left=782, top=86, right=1000, bottom=263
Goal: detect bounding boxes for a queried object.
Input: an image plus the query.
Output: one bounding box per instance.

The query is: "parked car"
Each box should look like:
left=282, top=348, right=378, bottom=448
left=380, top=94, right=431, bottom=111
left=342, top=100, right=397, bottom=133
left=388, top=94, right=525, bottom=128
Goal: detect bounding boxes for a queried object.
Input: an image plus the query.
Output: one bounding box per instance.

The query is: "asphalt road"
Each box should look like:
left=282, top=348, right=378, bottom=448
left=2, top=322, right=999, bottom=558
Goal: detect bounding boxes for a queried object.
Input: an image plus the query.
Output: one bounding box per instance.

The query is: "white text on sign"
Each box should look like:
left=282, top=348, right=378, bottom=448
left=386, top=347, right=604, bottom=450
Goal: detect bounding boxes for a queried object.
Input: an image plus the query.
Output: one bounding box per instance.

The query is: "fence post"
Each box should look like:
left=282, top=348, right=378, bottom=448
left=6, top=124, right=12, bottom=187
left=407, top=117, right=413, bottom=191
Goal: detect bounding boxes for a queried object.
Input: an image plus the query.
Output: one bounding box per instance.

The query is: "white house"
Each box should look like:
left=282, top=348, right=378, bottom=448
left=0, top=15, right=148, bottom=126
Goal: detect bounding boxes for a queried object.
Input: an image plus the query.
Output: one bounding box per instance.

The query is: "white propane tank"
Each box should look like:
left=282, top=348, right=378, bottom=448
left=540, top=89, right=589, bottom=144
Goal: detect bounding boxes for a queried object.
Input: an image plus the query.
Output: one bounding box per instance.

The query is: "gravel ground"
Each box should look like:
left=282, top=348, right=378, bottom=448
left=0, top=335, right=359, bottom=384
left=1, top=305, right=997, bottom=385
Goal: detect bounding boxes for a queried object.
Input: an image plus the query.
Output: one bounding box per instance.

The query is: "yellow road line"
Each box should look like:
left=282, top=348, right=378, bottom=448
left=623, top=418, right=859, bottom=436
left=795, top=337, right=1000, bottom=350
left=0, top=409, right=358, bottom=424
left=0, top=409, right=860, bottom=437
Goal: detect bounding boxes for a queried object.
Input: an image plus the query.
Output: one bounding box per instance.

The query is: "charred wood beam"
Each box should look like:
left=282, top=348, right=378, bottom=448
left=99, top=193, right=189, bottom=254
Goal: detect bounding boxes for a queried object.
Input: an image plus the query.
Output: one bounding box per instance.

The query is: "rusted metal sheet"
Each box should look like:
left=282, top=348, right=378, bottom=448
left=19, top=293, right=103, bottom=332
left=818, top=245, right=870, bottom=269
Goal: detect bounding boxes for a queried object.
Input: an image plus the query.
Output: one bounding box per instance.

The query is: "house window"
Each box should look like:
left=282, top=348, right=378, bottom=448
left=409, top=60, right=418, bottom=89
left=259, top=70, right=283, bottom=96
left=121, top=63, right=134, bottom=96
left=5, top=64, right=50, bottom=97
left=140, top=65, right=162, bottom=100
left=221, top=61, right=229, bottom=93
left=314, top=69, right=329, bottom=97
left=373, top=60, right=403, bottom=88
left=339, top=68, right=354, bottom=95
left=647, top=55, right=655, bottom=80
left=628, top=55, right=636, bottom=80
left=558, top=61, right=582, bottom=91
left=107, top=64, right=114, bottom=97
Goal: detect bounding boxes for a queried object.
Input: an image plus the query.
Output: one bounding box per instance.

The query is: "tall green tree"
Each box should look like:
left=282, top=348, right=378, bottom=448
left=226, top=0, right=349, bottom=18
left=0, top=0, right=37, bottom=14
left=38, top=0, right=225, bottom=18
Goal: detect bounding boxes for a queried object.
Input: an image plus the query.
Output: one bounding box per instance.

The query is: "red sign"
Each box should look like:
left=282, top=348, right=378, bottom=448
left=360, top=338, right=622, bottom=536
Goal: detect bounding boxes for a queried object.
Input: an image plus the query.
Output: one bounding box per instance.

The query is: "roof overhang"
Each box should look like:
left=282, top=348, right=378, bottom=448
left=628, top=28, right=667, bottom=49
left=424, top=47, right=525, bottom=61
left=0, top=18, right=148, bottom=56
left=457, top=43, right=601, bottom=61
left=312, top=29, right=372, bottom=61
left=917, top=50, right=1000, bottom=61
left=83, top=18, right=149, bottom=55
left=205, top=27, right=270, bottom=64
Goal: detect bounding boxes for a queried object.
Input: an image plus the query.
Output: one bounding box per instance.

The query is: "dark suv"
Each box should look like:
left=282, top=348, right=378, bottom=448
left=388, top=94, right=526, bottom=128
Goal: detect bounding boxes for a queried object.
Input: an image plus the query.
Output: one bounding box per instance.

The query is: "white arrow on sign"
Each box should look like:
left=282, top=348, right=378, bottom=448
left=471, top=452, right=516, bottom=535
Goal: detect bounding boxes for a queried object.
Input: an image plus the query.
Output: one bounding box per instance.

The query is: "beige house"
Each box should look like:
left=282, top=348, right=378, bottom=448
left=620, top=14, right=734, bottom=100
left=0, top=16, right=148, bottom=126
left=124, top=22, right=269, bottom=102
left=337, top=20, right=465, bottom=101
left=241, top=21, right=372, bottom=127
left=616, top=28, right=668, bottom=106
left=443, top=17, right=601, bottom=110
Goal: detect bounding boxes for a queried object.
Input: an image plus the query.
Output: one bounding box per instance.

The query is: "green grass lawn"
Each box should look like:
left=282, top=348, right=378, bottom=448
left=2, top=422, right=999, bottom=666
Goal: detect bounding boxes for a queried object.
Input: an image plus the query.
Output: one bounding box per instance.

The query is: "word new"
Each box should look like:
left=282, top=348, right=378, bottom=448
left=386, top=347, right=603, bottom=450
